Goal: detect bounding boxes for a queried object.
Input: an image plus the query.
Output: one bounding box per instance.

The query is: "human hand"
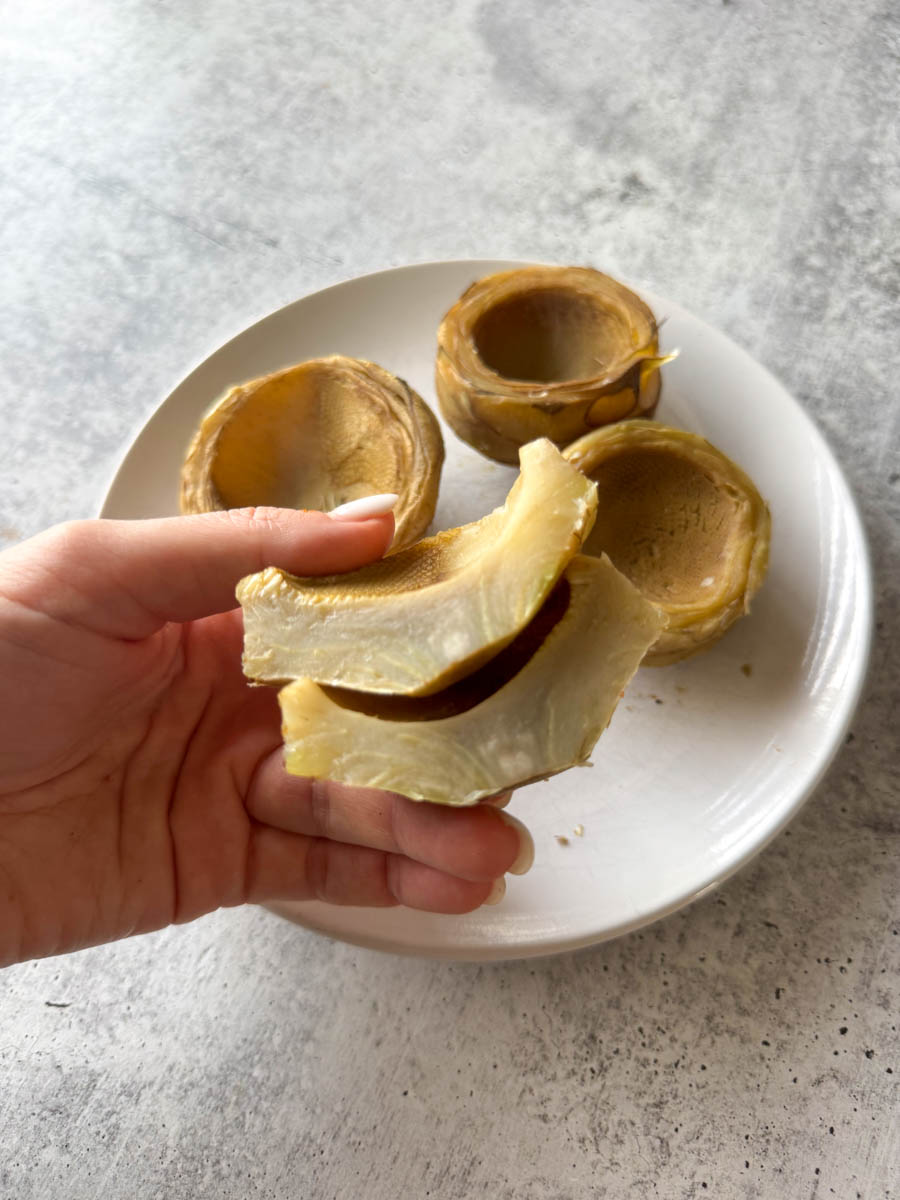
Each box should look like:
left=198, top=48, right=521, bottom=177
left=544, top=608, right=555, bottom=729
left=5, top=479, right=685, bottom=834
left=0, top=506, right=532, bottom=967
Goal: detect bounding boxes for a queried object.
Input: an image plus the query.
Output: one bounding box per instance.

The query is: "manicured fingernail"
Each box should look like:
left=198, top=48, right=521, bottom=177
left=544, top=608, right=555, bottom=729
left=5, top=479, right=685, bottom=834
left=327, top=494, right=399, bottom=521
left=483, top=790, right=513, bottom=809
left=483, top=877, right=506, bottom=906
left=497, top=812, right=534, bottom=875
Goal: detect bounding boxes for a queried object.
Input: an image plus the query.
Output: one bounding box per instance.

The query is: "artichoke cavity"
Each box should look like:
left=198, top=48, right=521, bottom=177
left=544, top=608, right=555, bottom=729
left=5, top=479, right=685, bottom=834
left=180, top=355, right=444, bottom=552
left=435, top=266, right=672, bottom=464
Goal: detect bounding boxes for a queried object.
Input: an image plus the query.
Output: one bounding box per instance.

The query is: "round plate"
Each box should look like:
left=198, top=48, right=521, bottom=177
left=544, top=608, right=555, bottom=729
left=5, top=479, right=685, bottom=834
left=102, top=259, right=872, bottom=961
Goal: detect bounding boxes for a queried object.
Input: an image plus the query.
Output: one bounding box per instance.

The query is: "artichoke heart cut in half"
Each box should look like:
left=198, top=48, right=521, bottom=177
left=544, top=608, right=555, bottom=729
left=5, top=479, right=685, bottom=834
left=238, top=439, right=598, bottom=696
left=180, top=355, right=444, bottom=552
left=563, top=421, right=771, bottom=665
left=435, top=265, right=672, bottom=465
left=279, top=555, right=666, bottom=806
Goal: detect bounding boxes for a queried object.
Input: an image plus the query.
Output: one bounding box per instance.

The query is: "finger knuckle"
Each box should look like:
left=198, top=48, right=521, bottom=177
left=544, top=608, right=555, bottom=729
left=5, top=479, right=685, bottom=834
left=384, top=854, right=407, bottom=906
left=215, top=506, right=289, bottom=537
left=306, top=838, right=333, bottom=902
left=309, top=778, right=334, bottom=841
left=49, top=519, right=100, bottom=559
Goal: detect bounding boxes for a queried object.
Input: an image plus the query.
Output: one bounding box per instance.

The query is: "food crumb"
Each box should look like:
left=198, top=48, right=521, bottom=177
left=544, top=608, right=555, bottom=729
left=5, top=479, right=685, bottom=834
left=741, top=663, right=753, bottom=677
left=573, top=824, right=584, bottom=837
left=555, top=835, right=570, bottom=847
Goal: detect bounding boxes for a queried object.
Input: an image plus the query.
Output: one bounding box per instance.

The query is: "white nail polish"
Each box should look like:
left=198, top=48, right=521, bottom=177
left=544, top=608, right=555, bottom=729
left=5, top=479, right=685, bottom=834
left=497, top=812, right=535, bottom=875
left=328, top=493, right=399, bottom=521
left=483, top=877, right=506, bottom=906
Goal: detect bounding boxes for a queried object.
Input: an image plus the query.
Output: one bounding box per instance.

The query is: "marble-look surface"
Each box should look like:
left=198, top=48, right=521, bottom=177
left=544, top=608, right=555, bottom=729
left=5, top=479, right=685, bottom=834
left=1, top=1, right=897, bottom=1197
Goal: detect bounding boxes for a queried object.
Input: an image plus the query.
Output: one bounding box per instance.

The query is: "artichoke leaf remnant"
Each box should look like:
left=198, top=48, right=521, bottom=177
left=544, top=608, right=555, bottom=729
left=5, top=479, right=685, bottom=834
left=278, top=555, right=666, bottom=806
left=180, top=355, right=444, bottom=552
left=238, top=439, right=597, bottom=696
left=564, top=420, right=771, bottom=664
left=435, top=265, right=672, bottom=464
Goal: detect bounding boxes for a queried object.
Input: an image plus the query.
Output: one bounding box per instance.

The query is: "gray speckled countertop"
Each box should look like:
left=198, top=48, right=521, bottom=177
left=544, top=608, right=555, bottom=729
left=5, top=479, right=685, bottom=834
left=1, top=2, right=898, bottom=1197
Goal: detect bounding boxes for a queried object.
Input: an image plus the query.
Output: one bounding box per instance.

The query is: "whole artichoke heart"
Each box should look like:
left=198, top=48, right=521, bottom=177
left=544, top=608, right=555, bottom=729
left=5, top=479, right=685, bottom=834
left=435, top=265, right=671, bottom=465
left=180, top=355, right=444, bottom=552
left=564, top=420, right=771, bottom=664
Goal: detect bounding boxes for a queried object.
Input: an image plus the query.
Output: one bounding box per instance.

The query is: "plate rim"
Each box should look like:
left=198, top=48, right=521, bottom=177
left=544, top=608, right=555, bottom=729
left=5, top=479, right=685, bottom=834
left=99, top=256, right=875, bottom=961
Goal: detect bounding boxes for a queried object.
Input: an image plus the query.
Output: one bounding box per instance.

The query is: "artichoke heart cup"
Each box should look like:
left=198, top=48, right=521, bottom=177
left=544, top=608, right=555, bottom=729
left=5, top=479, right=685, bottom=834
left=238, top=439, right=666, bottom=805
left=564, top=421, right=771, bottom=664
left=180, top=355, right=444, bottom=552
left=435, top=266, right=672, bottom=465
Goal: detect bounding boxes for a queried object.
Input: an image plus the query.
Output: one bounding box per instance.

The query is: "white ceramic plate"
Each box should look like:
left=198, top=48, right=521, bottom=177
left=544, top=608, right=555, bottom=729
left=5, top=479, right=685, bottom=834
left=102, top=259, right=872, bottom=961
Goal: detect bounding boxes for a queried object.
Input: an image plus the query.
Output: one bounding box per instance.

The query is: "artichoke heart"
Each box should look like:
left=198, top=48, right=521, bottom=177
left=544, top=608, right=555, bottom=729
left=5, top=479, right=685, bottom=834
left=238, top=438, right=597, bottom=696
left=279, top=555, right=665, bottom=806
left=563, top=421, right=771, bottom=665
left=180, top=355, right=444, bottom=552
left=435, top=266, right=670, bottom=465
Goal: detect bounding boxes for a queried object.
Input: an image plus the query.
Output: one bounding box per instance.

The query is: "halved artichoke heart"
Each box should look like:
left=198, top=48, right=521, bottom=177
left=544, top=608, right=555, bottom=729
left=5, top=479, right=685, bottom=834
left=279, top=555, right=665, bottom=805
left=180, top=355, right=444, bottom=552
left=563, top=421, right=771, bottom=665
left=238, top=439, right=597, bottom=697
left=435, top=266, right=671, bottom=465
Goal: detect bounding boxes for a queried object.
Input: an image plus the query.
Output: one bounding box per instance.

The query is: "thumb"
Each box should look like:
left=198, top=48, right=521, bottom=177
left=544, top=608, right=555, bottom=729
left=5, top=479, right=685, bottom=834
left=1, top=504, right=395, bottom=638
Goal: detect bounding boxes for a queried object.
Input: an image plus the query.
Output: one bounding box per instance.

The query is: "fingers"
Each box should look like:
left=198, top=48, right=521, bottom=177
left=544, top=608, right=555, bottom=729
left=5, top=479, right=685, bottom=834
left=244, top=748, right=532, bottom=915
left=247, top=753, right=532, bottom=884
left=245, top=825, right=506, bottom=913
left=1, top=507, right=394, bottom=638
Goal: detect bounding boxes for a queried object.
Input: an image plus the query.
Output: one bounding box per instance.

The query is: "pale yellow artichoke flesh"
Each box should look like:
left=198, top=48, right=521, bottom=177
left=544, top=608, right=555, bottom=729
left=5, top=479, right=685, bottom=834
left=180, top=355, right=444, bottom=552
left=435, top=266, right=671, bottom=464
left=564, top=421, right=771, bottom=664
left=238, top=439, right=598, bottom=696
left=279, top=555, right=665, bottom=806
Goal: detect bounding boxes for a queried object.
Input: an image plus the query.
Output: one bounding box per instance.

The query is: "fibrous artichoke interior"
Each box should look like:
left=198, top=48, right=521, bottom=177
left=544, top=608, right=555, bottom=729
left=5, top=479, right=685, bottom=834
left=319, top=572, right=575, bottom=723
left=585, top=449, right=737, bottom=605
left=239, top=438, right=597, bottom=697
